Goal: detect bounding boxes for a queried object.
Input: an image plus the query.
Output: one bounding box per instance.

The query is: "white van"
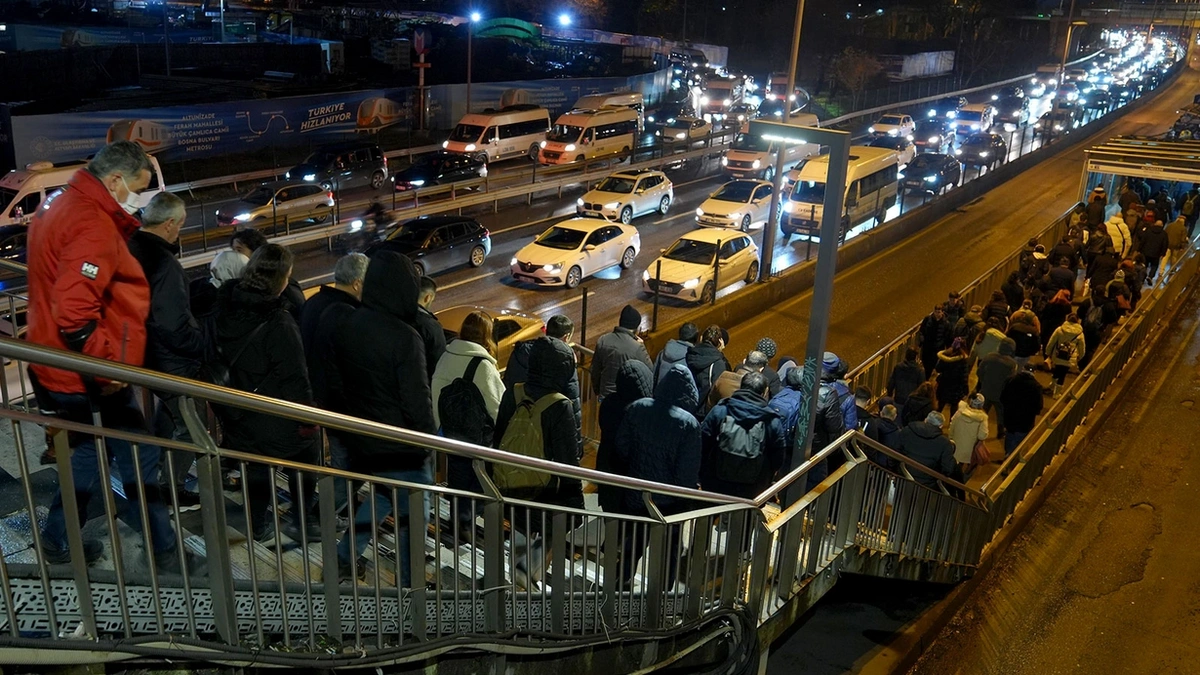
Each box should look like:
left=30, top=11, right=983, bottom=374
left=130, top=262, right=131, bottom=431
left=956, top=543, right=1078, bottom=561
left=0, top=155, right=166, bottom=227
left=721, top=115, right=820, bottom=180
left=781, top=146, right=899, bottom=239
left=537, top=107, right=640, bottom=165
left=443, top=104, right=551, bottom=163
left=573, top=92, right=645, bottom=129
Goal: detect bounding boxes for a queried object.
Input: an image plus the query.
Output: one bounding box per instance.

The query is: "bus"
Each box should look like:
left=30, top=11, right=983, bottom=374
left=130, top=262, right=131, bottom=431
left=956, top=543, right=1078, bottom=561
left=537, top=107, right=640, bottom=165
left=443, top=104, right=551, bottom=163
left=782, top=146, right=899, bottom=239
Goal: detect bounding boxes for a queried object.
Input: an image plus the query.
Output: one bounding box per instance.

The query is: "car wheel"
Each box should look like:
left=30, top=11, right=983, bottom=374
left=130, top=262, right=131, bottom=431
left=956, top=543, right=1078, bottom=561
left=469, top=245, right=486, bottom=267
left=576, top=155, right=586, bottom=163
left=658, top=195, right=671, bottom=215
left=700, top=281, right=716, bottom=304
left=764, top=166, right=775, bottom=182
left=620, top=206, right=633, bottom=224
left=370, top=171, right=385, bottom=190
left=313, top=210, right=330, bottom=224
left=741, top=214, right=751, bottom=232
left=528, top=144, right=540, bottom=161
left=621, top=146, right=631, bottom=161
left=620, top=247, right=636, bottom=270
left=413, top=261, right=426, bottom=277
left=565, top=266, right=582, bottom=289
left=745, top=260, right=760, bottom=284
left=474, top=153, right=489, bottom=165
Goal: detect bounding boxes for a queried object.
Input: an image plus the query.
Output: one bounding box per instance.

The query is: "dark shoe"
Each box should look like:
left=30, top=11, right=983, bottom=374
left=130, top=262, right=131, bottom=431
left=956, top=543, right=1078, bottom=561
left=155, top=547, right=207, bottom=577
left=168, top=488, right=202, bottom=514
left=281, top=518, right=322, bottom=543
left=337, top=556, right=368, bottom=583
left=39, top=448, right=56, bottom=466
left=222, top=470, right=241, bottom=492
left=252, top=520, right=276, bottom=543
left=40, top=537, right=103, bottom=565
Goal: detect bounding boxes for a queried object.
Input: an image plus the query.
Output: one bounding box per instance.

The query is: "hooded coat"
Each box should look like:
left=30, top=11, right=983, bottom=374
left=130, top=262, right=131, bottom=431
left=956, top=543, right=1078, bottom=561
left=596, top=360, right=654, bottom=513
left=1046, top=321, right=1086, bottom=368
left=901, top=392, right=935, bottom=428
left=953, top=309, right=985, bottom=346
left=934, top=350, right=969, bottom=407
left=699, top=388, right=788, bottom=498
left=1006, top=312, right=1042, bottom=359
left=976, top=340, right=1018, bottom=402
left=504, top=338, right=583, bottom=456
left=949, top=401, right=989, bottom=464
left=972, top=327, right=1008, bottom=363
left=887, top=358, right=926, bottom=405
left=686, top=341, right=731, bottom=411
left=494, top=337, right=585, bottom=508
left=1001, top=273, right=1025, bottom=312
left=431, top=338, right=505, bottom=430
left=1166, top=217, right=1189, bottom=251
left=1000, top=371, right=1044, bottom=434
left=613, top=364, right=702, bottom=513
left=897, top=421, right=957, bottom=490
left=1105, top=213, right=1133, bottom=258
left=1039, top=290, right=1073, bottom=345
left=1087, top=249, right=1120, bottom=290
left=652, top=338, right=694, bottom=388
left=1047, top=264, right=1077, bottom=294
left=332, top=251, right=435, bottom=473
left=1137, top=221, right=1170, bottom=259
left=592, top=326, right=652, bottom=397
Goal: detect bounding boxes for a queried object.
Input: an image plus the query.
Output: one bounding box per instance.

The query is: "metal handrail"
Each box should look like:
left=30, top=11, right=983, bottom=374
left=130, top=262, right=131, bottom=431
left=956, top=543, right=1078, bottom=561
left=0, top=336, right=749, bottom=507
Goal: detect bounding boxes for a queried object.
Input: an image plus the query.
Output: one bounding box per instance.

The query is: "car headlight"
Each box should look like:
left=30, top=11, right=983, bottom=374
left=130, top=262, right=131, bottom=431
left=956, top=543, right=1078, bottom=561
left=409, top=179, right=425, bottom=187
left=642, top=270, right=650, bottom=280
left=667, top=117, right=676, bottom=124
left=783, top=201, right=795, bottom=213
left=924, top=175, right=938, bottom=182
left=888, top=128, right=899, bottom=136
left=723, top=98, right=732, bottom=106
left=510, top=257, right=519, bottom=266
left=682, top=277, right=701, bottom=289
left=721, top=156, right=729, bottom=166
left=928, top=136, right=940, bottom=143
left=695, top=207, right=705, bottom=217
left=927, top=110, right=936, bottom=117
left=751, top=159, right=761, bottom=169
left=947, top=111, right=957, bottom=118
left=978, top=151, right=989, bottom=158
left=868, top=126, right=876, bottom=133
left=971, top=124, right=980, bottom=130
left=1031, top=77, right=1038, bottom=84
left=700, top=96, right=710, bottom=106
left=285, top=171, right=291, bottom=179
left=543, top=263, right=563, bottom=274
left=349, top=219, right=363, bottom=232
left=565, top=144, right=577, bottom=152
left=540, top=141, right=547, bottom=148
left=442, top=140, right=449, bottom=148
left=954, top=149, right=962, bottom=155
left=303, top=173, right=316, bottom=182
left=576, top=197, right=585, bottom=207
left=465, top=144, right=476, bottom=152
left=647, top=115, right=656, bottom=123
left=675, top=132, right=686, bottom=139
left=991, top=94, right=998, bottom=100
left=233, top=213, right=252, bottom=223
left=1054, top=124, right=1063, bottom=130
left=604, top=201, right=620, bottom=210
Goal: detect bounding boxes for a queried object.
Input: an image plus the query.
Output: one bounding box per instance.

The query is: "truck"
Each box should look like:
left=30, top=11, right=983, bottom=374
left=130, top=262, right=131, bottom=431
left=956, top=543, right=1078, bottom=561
left=721, top=115, right=820, bottom=180
left=700, top=77, right=743, bottom=120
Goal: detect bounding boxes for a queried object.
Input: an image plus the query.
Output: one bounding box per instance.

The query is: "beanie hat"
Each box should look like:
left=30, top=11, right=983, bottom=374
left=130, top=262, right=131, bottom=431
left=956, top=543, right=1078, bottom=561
left=999, top=338, right=1016, bottom=356
left=1114, top=270, right=1125, bottom=281
left=619, top=304, right=641, bottom=330
left=756, top=337, right=778, bottom=359
left=822, top=351, right=841, bottom=374
left=969, top=393, right=986, bottom=409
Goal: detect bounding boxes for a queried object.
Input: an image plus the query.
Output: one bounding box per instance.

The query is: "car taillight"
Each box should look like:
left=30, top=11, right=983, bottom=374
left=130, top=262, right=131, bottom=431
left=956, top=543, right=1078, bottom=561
left=327, top=191, right=334, bottom=201
left=383, top=156, right=388, bottom=168
left=483, top=229, right=490, bottom=238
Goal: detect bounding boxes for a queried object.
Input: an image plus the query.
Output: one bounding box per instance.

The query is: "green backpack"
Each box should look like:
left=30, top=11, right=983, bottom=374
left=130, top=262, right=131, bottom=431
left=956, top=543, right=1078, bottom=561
left=494, top=383, right=568, bottom=494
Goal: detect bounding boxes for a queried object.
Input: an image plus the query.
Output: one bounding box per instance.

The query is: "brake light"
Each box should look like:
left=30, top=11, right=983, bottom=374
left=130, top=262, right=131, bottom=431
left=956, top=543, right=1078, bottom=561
left=327, top=191, right=334, bottom=201
left=483, top=229, right=490, bottom=237
left=383, top=156, right=388, bottom=168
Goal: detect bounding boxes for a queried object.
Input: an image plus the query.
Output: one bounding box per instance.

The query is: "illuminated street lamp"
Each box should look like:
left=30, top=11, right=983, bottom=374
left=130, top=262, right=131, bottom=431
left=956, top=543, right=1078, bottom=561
left=467, top=11, right=482, bottom=114
left=559, top=13, right=572, bottom=26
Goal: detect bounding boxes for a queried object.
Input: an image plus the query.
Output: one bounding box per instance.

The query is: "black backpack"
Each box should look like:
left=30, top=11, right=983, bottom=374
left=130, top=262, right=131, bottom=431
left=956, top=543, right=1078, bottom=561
left=438, top=357, right=494, bottom=446
left=713, top=415, right=767, bottom=485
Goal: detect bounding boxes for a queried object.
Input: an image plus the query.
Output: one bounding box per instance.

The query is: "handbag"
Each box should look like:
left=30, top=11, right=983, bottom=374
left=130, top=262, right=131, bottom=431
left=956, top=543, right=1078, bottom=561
left=970, top=438, right=991, bottom=469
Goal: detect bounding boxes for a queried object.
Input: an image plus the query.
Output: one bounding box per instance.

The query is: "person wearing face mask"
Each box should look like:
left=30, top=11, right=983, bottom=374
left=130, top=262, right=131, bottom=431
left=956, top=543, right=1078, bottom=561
left=26, top=141, right=194, bottom=572
left=128, top=192, right=207, bottom=513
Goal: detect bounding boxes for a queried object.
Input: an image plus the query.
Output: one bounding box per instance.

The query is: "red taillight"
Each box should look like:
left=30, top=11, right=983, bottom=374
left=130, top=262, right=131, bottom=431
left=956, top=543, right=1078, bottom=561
left=383, top=156, right=389, bottom=168
left=327, top=191, right=334, bottom=201
left=483, top=229, right=490, bottom=237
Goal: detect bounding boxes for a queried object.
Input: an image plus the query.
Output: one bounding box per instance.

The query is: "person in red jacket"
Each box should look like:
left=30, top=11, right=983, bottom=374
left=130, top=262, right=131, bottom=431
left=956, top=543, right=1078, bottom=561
left=27, top=141, right=187, bottom=572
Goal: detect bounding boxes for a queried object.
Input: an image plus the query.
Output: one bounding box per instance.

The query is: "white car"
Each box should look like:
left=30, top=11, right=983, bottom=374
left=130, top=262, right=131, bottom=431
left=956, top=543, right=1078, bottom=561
left=695, top=179, right=776, bottom=231
left=642, top=228, right=760, bottom=304
left=954, top=104, right=995, bottom=136
left=657, top=116, right=712, bottom=142
left=868, top=114, right=916, bottom=138
left=511, top=218, right=641, bottom=289
left=576, top=169, right=673, bottom=223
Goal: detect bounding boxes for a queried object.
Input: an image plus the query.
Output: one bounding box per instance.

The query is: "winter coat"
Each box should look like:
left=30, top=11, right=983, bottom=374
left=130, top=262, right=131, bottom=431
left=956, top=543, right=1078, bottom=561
left=309, top=301, right=356, bottom=411
left=1137, top=222, right=1170, bottom=259
left=972, top=327, right=1008, bottom=363
left=431, top=339, right=505, bottom=430
left=411, top=306, right=447, bottom=383
left=1039, top=295, right=1072, bottom=346
left=953, top=310, right=985, bottom=346
left=595, top=360, right=654, bottom=513
left=1048, top=265, right=1077, bottom=294
left=504, top=338, right=583, bottom=456
left=934, top=350, right=969, bottom=406
left=1087, top=251, right=1120, bottom=290
left=949, top=401, right=988, bottom=464
left=1046, top=321, right=1086, bottom=368
left=976, top=349, right=1018, bottom=402
left=1001, top=275, right=1026, bottom=312
left=1006, top=314, right=1041, bottom=359
left=27, top=169, right=150, bottom=395
left=494, top=336, right=584, bottom=508
left=762, top=365, right=783, bottom=398
left=298, top=285, right=359, bottom=408
left=1166, top=217, right=1189, bottom=250
left=1009, top=308, right=1041, bottom=338
left=652, top=338, right=693, bottom=388
left=592, top=326, right=652, bottom=397
left=712, top=364, right=758, bottom=407
left=824, top=376, right=858, bottom=433
left=1085, top=199, right=1106, bottom=228
left=897, top=421, right=957, bottom=490
left=614, top=364, right=702, bottom=513
left=887, top=359, right=926, bottom=404
left=214, top=281, right=317, bottom=459
left=699, top=388, right=789, bottom=498
left=901, top=394, right=935, bottom=427
left=918, top=314, right=953, bottom=355
left=686, top=342, right=731, bottom=410
left=189, top=277, right=220, bottom=321
left=1051, top=241, right=1079, bottom=270
left=999, top=371, right=1044, bottom=434
left=127, top=230, right=205, bottom=379
left=332, top=251, right=435, bottom=473
left=282, top=279, right=306, bottom=324
left=871, top=416, right=903, bottom=469
left=1105, top=214, right=1133, bottom=258
left=983, top=299, right=1010, bottom=325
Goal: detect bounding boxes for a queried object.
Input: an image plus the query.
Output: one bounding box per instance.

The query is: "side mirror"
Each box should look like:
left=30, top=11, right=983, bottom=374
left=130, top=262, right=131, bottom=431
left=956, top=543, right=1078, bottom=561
left=660, top=248, right=667, bottom=254
left=636, top=188, right=646, bottom=194
left=584, top=244, right=597, bottom=251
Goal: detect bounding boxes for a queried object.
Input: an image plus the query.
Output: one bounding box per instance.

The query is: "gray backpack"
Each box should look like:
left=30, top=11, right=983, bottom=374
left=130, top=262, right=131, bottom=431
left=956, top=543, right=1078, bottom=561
left=713, top=415, right=767, bottom=485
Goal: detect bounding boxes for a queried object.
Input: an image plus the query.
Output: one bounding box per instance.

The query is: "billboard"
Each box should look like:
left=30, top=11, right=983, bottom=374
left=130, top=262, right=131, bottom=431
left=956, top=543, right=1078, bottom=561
left=9, top=89, right=412, bottom=168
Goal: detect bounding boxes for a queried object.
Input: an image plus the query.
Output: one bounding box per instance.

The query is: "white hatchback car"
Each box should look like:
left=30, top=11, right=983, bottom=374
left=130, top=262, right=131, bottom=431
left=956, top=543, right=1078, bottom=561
left=869, top=114, right=916, bottom=139
left=657, top=116, right=712, bottom=143
left=642, top=228, right=760, bottom=304
left=511, top=218, right=641, bottom=289
left=695, top=179, right=776, bottom=231
left=576, top=169, right=674, bottom=223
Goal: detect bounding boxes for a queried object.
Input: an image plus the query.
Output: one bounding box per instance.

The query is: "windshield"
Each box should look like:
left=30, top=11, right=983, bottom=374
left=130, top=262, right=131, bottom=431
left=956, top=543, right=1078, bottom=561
left=712, top=181, right=757, bottom=203
left=790, top=180, right=825, bottom=202
left=916, top=120, right=945, bottom=134
left=241, top=187, right=274, bottom=206
left=449, top=124, right=484, bottom=143
left=534, top=226, right=587, bottom=250
left=963, top=135, right=990, bottom=147
left=548, top=124, right=583, bottom=143
left=0, top=188, right=17, bottom=213
left=386, top=224, right=432, bottom=247
left=301, top=151, right=336, bottom=167
left=958, top=111, right=983, bottom=122
left=666, top=119, right=692, bottom=130
left=906, top=155, right=937, bottom=171
left=596, top=176, right=636, bottom=194
left=732, top=133, right=770, bottom=151
left=878, top=115, right=905, bottom=125
left=664, top=238, right=716, bottom=265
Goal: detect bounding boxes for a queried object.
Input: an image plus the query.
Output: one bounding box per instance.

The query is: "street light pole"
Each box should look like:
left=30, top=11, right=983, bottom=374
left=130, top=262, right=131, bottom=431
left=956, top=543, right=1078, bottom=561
left=466, top=12, right=481, bottom=116
left=163, top=0, right=170, bottom=75
left=760, top=0, right=805, bottom=281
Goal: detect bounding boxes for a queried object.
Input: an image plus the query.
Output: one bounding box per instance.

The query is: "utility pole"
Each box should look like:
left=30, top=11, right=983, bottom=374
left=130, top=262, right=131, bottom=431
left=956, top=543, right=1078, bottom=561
left=163, top=0, right=170, bottom=75
left=760, top=0, right=805, bottom=282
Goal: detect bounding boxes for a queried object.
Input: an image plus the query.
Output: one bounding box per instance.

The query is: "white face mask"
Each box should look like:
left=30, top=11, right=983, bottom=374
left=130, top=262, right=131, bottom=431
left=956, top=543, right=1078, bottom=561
left=117, top=175, right=141, bottom=215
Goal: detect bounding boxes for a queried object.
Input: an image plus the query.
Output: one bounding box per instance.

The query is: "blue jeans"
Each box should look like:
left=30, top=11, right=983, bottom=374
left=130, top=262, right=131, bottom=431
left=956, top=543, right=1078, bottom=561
left=1004, top=430, right=1029, bottom=456
left=337, top=463, right=432, bottom=587
left=43, top=388, right=176, bottom=554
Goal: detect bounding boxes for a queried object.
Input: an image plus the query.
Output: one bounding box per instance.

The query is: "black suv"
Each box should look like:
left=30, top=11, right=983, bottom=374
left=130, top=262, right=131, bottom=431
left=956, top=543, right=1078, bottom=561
left=393, top=152, right=487, bottom=191
left=287, top=143, right=389, bottom=191
left=366, top=215, right=492, bottom=277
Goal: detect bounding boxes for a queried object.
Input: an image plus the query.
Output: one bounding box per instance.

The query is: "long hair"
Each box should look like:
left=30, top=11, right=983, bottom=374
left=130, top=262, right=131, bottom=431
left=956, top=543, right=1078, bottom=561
left=240, top=243, right=294, bottom=296
left=460, top=311, right=496, bottom=358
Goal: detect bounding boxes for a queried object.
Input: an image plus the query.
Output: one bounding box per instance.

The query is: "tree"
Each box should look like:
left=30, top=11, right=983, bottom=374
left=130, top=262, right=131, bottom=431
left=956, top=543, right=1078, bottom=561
left=832, top=47, right=883, bottom=109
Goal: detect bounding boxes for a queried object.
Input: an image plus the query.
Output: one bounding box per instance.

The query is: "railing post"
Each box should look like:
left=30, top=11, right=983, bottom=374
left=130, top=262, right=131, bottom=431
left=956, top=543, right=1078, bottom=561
left=652, top=260, right=662, bottom=332
left=475, top=460, right=507, bottom=633
left=712, top=239, right=721, bottom=305
left=580, top=286, right=589, bottom=348
left=318, top=470, right=342, bottom=641
left=52, top=427, right=98, bottom=639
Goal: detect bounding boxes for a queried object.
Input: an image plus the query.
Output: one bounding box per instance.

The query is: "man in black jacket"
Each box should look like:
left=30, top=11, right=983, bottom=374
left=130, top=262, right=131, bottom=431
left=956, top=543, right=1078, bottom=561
left=917, top=305, right=953, bottom=379
left=128, top=192, right=205, bottom=511
left=886, top=348, right=925, bottom=405
left=505, top=315, right=582, bottom=458
left=699, top=372, right=788, bottom=498
left=592, top=305, right=653, bottom=398
left=410, top=275, right=447, bottom=383
left=333, top=251, right=435, bottom=586
left=1000, top=369, right=1044, bottom=456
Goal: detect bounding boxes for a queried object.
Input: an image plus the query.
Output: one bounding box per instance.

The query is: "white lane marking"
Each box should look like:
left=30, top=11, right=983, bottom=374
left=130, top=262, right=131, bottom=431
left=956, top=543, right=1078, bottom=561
left=527, top=291, right=591, bottom=315
left=441, top=271, right=497, bottom=291
left=300, top=273, right=333, bottom=286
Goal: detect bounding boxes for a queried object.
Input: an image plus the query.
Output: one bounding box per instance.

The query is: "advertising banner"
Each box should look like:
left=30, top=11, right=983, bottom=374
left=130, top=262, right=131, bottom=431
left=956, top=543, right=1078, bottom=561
left=0, top=23, right=211, bottom=52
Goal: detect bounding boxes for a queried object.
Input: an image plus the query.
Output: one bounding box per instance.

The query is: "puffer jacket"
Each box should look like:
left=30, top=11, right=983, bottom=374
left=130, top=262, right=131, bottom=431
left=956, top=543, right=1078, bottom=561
left=949, top=401, right=988, bottom=464
left=595, top=360, right=654, bottom=513
left=431, top=338, right=505, bottom=430
left=614, top=364, right=702, bottom=513
left=686, top=341, right=730, bottom=411
left=1046, top=321, right=1086, bottom=368
left=332, top=251, right=435, bottom=472
left=1137, top=221, right=1170, bottom=259
left=1105, top=213, right=1133, bottom=258
left=127, top=229, right=205, bottom=379
left=972, top=327, right=1007, bottom=363
left=897, top=421, right=957, bottom=490
left=1006, top=314, right=1041, bottom=359
left=652, top=338, right=693, bottom=388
